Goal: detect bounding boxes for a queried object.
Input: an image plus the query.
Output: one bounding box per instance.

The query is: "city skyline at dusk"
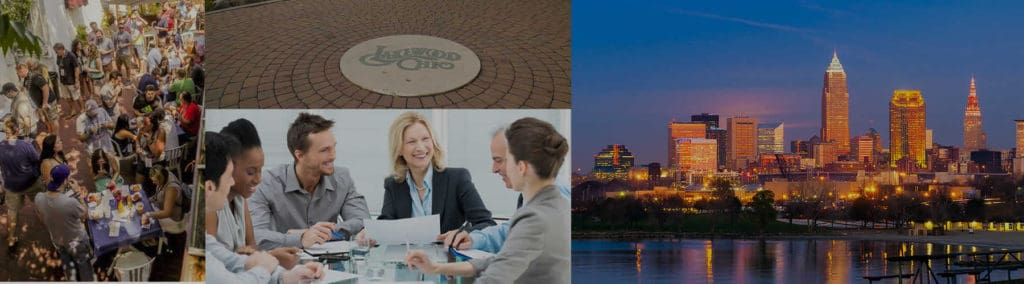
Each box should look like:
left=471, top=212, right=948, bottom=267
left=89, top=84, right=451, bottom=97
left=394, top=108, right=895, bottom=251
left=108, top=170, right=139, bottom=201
left=573, top=1, right=1024, bottom=170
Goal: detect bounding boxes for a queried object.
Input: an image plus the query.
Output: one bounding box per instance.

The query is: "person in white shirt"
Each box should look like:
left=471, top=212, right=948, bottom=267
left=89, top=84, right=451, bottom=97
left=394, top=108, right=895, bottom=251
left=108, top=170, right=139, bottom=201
left=1, top=83, right=38, bottom=137
left=204, top=131, right=324, bottom=284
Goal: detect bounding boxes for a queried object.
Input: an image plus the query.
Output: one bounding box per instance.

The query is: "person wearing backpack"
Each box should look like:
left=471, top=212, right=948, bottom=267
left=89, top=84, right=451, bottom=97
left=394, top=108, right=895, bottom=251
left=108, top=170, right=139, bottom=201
left=0, top=118, right=42, bottom=248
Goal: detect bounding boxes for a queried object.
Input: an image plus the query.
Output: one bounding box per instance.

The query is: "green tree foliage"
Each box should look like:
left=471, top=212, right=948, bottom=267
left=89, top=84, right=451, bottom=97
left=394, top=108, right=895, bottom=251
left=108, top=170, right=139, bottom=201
left=0, top=1, right=42, bottom=57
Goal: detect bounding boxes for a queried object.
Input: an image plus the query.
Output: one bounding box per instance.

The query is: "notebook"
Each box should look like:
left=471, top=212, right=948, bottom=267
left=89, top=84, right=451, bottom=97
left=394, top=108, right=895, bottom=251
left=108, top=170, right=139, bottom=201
left=304, top=241, right=354, bottom=256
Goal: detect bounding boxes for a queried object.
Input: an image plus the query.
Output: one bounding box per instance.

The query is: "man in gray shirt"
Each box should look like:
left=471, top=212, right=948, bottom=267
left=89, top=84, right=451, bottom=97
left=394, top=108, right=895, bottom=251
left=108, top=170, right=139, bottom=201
left=34, top=164, right=94, bottom=281
left=248, top=113, right=369, bottom=250
left=114, top=24, right=135, bottom=79
left=96, top=32, right=115, bottom=73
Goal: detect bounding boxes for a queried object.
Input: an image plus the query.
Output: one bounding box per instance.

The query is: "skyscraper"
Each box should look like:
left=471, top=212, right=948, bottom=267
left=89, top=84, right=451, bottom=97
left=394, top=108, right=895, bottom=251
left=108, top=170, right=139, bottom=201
left=757, top=122, right=784, bottom=154
left=593, top=144, right=636, bottom=180
left=675, top=138, right=718, bottom=174
left=822, top=51, right=851, bottom=155
left=868, top=128, right=883, bottom=161
left=963, top=76, right=986, bottom=151
left=926, top=129, right=933, bottom=150
left=890, top=90, right=927, bottom=168
left=668, top=121, right=707, bottom=172
left=708, top=127, right=728, bottom=169
left=850, top=135, right=874, bottom=164
left=1016, top=120, right=1024, bottom=158
left=727, top=116, right=758, bottom=169
left=1015, top=120, right=1023, bottom=177
left=691, top=113, right=727, bottom=169
left=691, top=113, right=720, bottom=129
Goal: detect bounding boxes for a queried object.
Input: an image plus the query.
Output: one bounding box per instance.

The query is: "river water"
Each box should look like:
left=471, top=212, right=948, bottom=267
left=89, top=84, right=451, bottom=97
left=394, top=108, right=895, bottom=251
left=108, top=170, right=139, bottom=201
left=572, top=239, right=1023, bottom=283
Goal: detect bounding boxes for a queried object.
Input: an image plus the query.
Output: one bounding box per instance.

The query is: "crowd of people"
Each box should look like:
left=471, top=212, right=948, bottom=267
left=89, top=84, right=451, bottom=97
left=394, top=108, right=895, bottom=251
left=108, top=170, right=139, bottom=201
left=1, top=1, right=204, bottom=280
left=202, top=112, right=571, bottom=283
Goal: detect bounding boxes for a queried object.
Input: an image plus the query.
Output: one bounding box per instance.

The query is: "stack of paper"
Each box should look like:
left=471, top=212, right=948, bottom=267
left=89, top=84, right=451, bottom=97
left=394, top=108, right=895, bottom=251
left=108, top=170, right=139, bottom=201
left=363, top=215, right=440, bottom=245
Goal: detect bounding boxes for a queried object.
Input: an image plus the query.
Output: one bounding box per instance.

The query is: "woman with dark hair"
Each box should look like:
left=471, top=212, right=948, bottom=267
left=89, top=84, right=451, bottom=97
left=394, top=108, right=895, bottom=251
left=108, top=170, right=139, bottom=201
left=133, top=111, right=163, bottom=186
left=148, top=164, right=185, bottom=234
left=210, top=119, right=301, bottom=268
left=90, top=149, right=120, bottom=191
left=404, top=118, right=570, bottom=283
left=39, top=134, right=68, bottom=185
left=112, top=115, right=138, bottom=157
left=71, top=39, right=95, bottom=100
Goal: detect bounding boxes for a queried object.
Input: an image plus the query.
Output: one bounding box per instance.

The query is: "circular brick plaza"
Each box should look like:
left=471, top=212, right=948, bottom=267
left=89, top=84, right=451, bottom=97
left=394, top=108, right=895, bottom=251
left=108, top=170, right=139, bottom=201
left=205, top=0, right=571, bottom=108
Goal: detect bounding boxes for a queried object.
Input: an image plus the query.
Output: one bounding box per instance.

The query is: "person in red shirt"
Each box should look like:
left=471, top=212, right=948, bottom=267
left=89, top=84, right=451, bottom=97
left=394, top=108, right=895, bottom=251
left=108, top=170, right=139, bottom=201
left=178, top=92, right=200, bottom=140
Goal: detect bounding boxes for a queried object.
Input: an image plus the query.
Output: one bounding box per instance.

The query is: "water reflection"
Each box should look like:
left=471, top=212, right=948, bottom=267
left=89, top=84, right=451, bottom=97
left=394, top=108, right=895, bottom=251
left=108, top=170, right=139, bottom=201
left=572, top=239, right=1023, bottom=283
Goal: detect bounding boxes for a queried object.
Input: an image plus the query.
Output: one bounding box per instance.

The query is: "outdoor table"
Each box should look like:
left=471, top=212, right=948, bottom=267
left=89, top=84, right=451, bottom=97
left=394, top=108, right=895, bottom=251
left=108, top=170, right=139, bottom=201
left=885, top=253, right=961, bottom=284
left=87, top=184, right=163, bottom=257
left=302, top=243, right=474, bottom=283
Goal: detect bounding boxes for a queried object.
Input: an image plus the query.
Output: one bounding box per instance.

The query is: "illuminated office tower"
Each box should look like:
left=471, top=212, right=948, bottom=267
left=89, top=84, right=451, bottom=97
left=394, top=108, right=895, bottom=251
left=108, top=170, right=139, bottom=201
left=593, top=144, right=635, bottom=181
left=963, top=76, right=986, bottom=151
left=850, top=135, right=874, bottom=164
left=1015, top=120, right=1024, bottom=177
left=757, top=122, right=784, bottom=154
left=675, top=138, right=718, bottom=173
left=727, top=116, right=758, bottom=169
left=890, top=90, right=927, bottom=168
left=668, top=121, right=707, bottom=172
left=1017, top=120, right=1024, bottom=158
left=822, top=51, right=851, bottom=154
left=926, top=129, right=933, bottom=150
left=814, top=141, right=838, bottom=168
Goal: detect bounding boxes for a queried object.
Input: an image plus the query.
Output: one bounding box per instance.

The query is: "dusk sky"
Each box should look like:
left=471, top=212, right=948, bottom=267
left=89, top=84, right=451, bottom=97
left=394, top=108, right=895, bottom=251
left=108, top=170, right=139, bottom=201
left=572, top=1, right=1024, bottom=171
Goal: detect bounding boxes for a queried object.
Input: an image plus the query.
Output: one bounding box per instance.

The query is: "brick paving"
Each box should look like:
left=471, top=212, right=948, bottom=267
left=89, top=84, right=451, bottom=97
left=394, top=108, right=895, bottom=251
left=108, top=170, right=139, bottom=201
left=205, top=0, right=571, bottom=108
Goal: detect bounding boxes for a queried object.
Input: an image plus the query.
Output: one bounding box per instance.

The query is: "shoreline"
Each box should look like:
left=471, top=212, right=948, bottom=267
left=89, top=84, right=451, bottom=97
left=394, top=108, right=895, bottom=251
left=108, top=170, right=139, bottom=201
left=573, top=230, right=1024, bottom=249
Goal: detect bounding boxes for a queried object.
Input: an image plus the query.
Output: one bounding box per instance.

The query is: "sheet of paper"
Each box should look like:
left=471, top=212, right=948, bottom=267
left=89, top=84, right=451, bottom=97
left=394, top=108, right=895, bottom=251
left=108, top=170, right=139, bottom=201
left=363, top=214, right=440, bottom=245
left=454, top=249, right=495, bottom=259
left=380, top=244, right=446, bottom=263
left=305, top=241, right=354, bottom=255
left=314, top=270, right=359, bottom=284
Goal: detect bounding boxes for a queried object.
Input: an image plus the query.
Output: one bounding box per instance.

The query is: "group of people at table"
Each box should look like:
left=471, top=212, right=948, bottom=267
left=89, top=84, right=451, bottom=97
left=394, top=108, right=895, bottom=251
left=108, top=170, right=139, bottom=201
left=203, top=112, right=571, bottom=283
left=0, top=115, right=190, bottom=281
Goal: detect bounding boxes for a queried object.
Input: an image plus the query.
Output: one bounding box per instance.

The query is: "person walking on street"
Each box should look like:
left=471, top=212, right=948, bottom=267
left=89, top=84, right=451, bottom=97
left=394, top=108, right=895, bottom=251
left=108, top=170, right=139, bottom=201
left=55, top=43, right=85, bottom=119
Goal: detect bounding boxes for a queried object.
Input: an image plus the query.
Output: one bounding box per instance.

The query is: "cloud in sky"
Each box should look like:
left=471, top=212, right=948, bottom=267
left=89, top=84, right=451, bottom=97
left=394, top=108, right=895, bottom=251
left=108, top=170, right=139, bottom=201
left=668, top=9, right=815, bottom=34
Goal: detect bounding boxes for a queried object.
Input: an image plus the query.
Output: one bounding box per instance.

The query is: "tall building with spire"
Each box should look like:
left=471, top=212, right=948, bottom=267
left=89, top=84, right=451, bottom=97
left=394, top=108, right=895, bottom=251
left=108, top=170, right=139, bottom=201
left=822, top=51, right=851, bottom=155
left=890, top=90, right=927, bottom=168
left=963, top=76, right=986, bottom=151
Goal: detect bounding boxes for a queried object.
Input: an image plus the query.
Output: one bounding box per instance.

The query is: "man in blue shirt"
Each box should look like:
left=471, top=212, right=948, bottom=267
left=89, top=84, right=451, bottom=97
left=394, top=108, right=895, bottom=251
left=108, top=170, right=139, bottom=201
left=0, top=118, right=41, bottom=247
left=440, top=127, right=570, bottom=253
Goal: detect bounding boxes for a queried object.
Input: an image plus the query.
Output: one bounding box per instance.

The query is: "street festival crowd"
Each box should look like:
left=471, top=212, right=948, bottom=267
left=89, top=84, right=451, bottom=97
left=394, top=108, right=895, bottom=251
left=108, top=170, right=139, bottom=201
left=1, top=1, right=203, bottom=280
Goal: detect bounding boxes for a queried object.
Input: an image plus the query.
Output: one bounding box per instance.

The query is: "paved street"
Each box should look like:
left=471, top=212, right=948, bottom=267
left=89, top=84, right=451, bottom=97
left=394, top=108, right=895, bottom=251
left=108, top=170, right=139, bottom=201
left=205, top=0, right=570, bottom=108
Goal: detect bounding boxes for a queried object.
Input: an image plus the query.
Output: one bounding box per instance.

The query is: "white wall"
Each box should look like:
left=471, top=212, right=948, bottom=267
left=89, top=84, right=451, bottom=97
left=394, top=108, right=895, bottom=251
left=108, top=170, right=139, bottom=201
left=206, top=109, right=572, bottom=218
left=1, top=1, right=105, bottom=82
